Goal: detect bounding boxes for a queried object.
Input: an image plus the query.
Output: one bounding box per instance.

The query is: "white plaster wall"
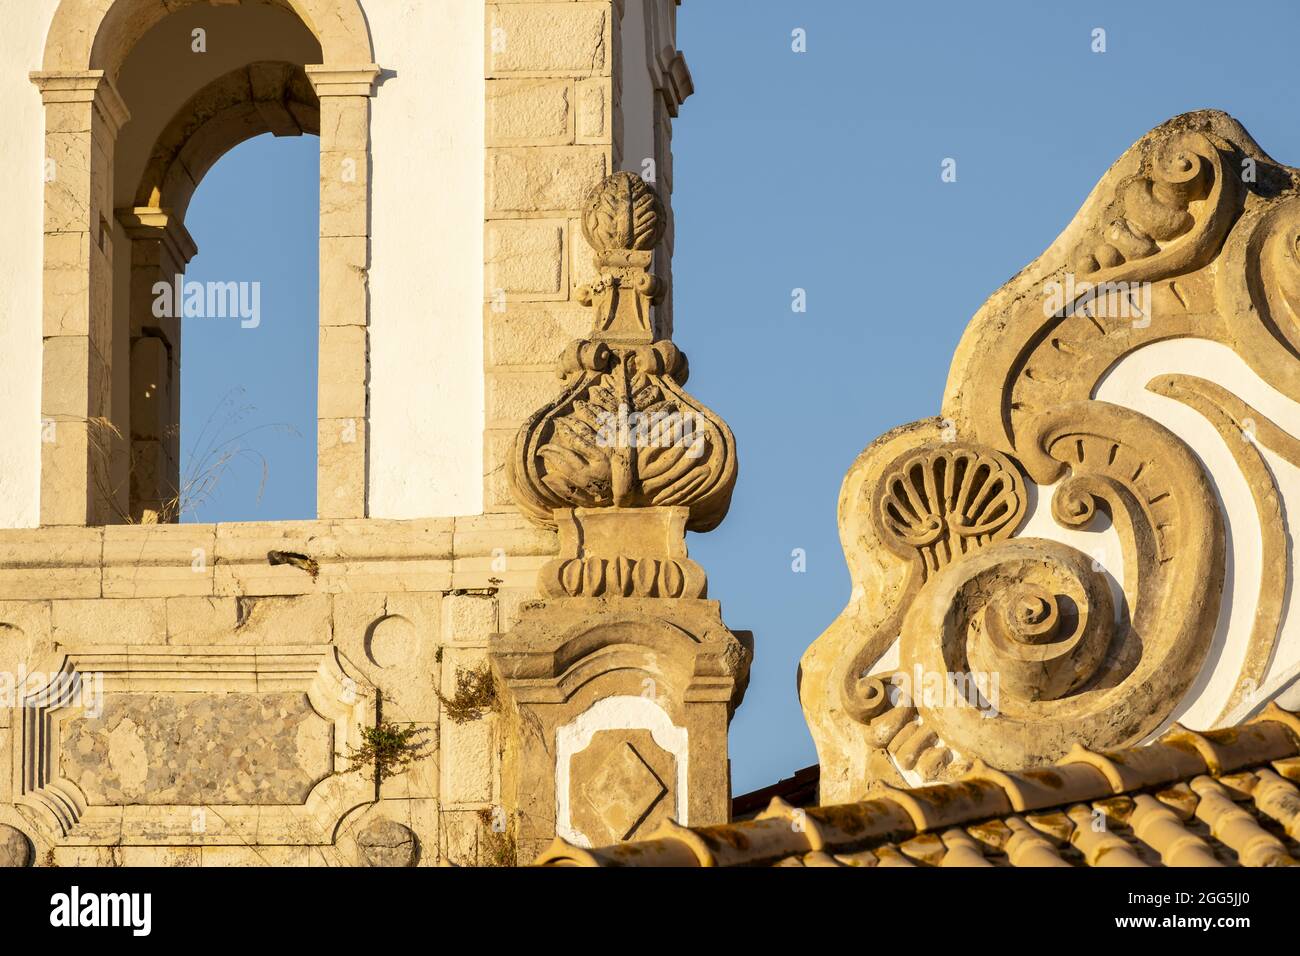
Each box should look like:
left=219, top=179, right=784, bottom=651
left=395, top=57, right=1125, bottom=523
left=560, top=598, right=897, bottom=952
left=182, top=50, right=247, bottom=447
left=365, top=0, right=484, bottom=518
left=1094, top=339, right=1300, bottom=730
left=0, top=0, right=60, bottom=527
left=619, top=0, right=656, bottom=176
left=0, top=0, right=486, bottom=524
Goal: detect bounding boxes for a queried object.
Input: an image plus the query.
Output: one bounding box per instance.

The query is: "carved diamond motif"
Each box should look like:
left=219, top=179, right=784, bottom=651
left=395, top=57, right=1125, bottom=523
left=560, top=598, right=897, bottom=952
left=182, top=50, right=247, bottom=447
left=570, top=729, right=674, bottom=844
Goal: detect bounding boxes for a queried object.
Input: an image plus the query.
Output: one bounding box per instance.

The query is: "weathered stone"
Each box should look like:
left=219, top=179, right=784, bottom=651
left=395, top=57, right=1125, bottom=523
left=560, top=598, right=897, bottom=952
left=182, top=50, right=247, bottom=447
left=0, top=825, right=32, bottom=867
left=102, top=523, right=216, bottom=598
left=487, top=3, right=611, bottom=77
left=62, top=692, right=333, bottom=805
left=488, top=146, right=607, bottom=213
left=319, top=237, right=369, bottom=327
left=486, top=370, right=557, bottom=429
left=51, top=598, right=167, bottom=646
left=486, top=303, right=591, bottom=367
left=319, top=325, right=368, bottom=420
left=487, top=79, right=572, bottom=146
left=0, top=527, right=102, bottom=599
left=443, top=594, right=497, bottom=645
left=569, top=729, right=673, bottom=844
left=2, top=0, right=718, bottom=870
left=317, top=417, right=368, bottom=519
left=356, top=819, right=418, bottom=867
left=575, top=77, right=609, bottom=143
left=800, top=110, right=1300, bottom=802
left=486, top=219, right=567, bottom=298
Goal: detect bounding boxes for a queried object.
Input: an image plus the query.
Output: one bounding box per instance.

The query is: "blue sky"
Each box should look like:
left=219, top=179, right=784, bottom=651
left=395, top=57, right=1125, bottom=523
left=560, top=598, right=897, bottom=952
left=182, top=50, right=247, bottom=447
left=182, top=133, right=318, bottom=522
left=182, top=1, right=1300, bottom=793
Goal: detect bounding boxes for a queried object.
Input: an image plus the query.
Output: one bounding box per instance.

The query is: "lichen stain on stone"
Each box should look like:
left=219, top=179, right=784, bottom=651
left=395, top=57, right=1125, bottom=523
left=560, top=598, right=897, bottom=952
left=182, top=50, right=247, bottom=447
left=106, top=718, right=149, bottom=793
left=63, top=692, right=331, bottom=806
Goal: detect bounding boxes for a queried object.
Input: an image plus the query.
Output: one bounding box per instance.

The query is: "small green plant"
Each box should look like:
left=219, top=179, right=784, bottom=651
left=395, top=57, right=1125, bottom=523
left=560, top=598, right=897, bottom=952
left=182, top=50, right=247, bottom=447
left=339, top=722, right=427, bottom=783
left=478, top=809, right=518, bottom=868
left=438, top=665, right=497, bottom=724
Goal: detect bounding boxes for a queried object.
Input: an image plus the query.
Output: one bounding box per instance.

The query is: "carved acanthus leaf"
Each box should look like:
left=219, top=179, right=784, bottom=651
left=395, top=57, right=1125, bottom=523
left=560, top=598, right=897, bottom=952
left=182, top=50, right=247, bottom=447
left=509, top=173, right=737, bottom=534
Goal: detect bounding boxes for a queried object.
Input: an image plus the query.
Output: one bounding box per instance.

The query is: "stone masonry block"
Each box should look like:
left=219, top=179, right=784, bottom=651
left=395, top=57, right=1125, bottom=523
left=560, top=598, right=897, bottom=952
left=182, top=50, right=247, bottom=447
left=485, top=219, right=566, bottom=299
left=488, top=146, right=607, bottom=214
left=487, top=3, right=612, bottom=77
left=487, top=78, right=572, bottom=146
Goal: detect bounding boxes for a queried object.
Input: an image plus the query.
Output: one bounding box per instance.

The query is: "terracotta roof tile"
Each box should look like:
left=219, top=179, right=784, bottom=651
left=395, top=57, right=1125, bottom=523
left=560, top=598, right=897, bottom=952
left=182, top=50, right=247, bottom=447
left=535, top=704, right=1300, bottom=867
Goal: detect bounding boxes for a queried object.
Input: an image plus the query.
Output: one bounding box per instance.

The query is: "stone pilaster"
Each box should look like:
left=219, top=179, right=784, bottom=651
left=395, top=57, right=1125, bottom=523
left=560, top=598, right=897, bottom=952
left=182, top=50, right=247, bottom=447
left=305, top=64, right=380, bottom=519
left=31, top=70, right=129, bottom=526
left=116, top=208, right=197, bottom=522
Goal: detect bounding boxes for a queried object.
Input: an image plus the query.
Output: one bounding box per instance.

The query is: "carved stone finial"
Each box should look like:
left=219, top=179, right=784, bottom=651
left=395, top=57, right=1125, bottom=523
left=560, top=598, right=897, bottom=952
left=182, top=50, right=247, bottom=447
left=582, top=170, right=666, bottom=257
left=577, top=171, right=667, bottom=341
left=509, top=173, right=736, bottom=534
left=492, top=175, right=748, bottom=860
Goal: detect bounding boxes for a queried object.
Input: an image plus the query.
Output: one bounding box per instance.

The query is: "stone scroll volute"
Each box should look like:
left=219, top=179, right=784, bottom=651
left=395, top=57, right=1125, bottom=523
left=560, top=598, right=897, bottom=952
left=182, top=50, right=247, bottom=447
left=801, top=111, right=1300, bottom=803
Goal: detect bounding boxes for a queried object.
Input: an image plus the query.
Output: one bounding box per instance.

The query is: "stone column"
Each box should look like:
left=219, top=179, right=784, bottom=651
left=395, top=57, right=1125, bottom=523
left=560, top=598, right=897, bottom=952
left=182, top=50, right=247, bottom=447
left=305, top=65, right=380, bottom=519
left=116, top=208, right=197, bottom=523
left=30, top=71, right=130, bottom=526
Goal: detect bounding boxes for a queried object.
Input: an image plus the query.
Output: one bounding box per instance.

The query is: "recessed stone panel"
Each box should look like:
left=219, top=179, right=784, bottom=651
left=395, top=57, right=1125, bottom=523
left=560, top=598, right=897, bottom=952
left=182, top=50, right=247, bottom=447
left=62, top=692, right=333, bottom=806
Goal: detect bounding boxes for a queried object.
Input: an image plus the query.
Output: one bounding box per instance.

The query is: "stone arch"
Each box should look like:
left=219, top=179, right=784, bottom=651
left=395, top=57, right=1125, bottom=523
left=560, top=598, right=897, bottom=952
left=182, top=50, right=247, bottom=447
left=33, top=0, right=378, bottom=525
left=134, top=61, right=321, bottom=219
left=42, top=0, right=373, bottom=79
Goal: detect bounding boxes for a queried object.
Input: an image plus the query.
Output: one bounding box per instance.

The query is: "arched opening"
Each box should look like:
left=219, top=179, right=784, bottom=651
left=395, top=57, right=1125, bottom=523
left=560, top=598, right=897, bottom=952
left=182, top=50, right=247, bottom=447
left=34, top=0, right=377, bottom=525
left=171, top=131, right=321, bottom=522
left=114, top=27, right=321, bottom=519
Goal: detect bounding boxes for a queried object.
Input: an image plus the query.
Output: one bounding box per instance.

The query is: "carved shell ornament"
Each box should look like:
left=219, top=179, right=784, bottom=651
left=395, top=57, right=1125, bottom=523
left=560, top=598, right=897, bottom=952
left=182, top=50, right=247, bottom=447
left=509, top=173, right=737, bottom=532
left=801, top=111, right=1300, bottom=795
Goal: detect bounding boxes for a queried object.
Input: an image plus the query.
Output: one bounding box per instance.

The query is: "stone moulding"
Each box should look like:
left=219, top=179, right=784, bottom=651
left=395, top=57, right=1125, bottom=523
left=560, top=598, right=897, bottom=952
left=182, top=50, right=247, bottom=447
left=801, top=110, right=1300, bottom=802
left=491, top=602, right=749, bottom=855
left=538, top=507, right=708, bottom=600
left=15, top=645, right=375, bottom=845
left=0, top=515, right=555, bottom=601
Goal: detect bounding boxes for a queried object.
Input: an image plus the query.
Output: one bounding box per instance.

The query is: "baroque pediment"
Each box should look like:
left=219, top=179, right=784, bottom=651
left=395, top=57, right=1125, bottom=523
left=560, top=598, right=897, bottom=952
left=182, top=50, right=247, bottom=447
left=801, top=110, right=1300, bottom=801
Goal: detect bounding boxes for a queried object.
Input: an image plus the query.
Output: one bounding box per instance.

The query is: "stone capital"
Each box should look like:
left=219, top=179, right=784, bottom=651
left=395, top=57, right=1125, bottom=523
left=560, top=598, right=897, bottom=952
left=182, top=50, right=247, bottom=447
left=304, top=64, right=382, bottom=97
left=31, top=70, right=130, bottom=137
left=116, top=207, right=199, bottom=268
